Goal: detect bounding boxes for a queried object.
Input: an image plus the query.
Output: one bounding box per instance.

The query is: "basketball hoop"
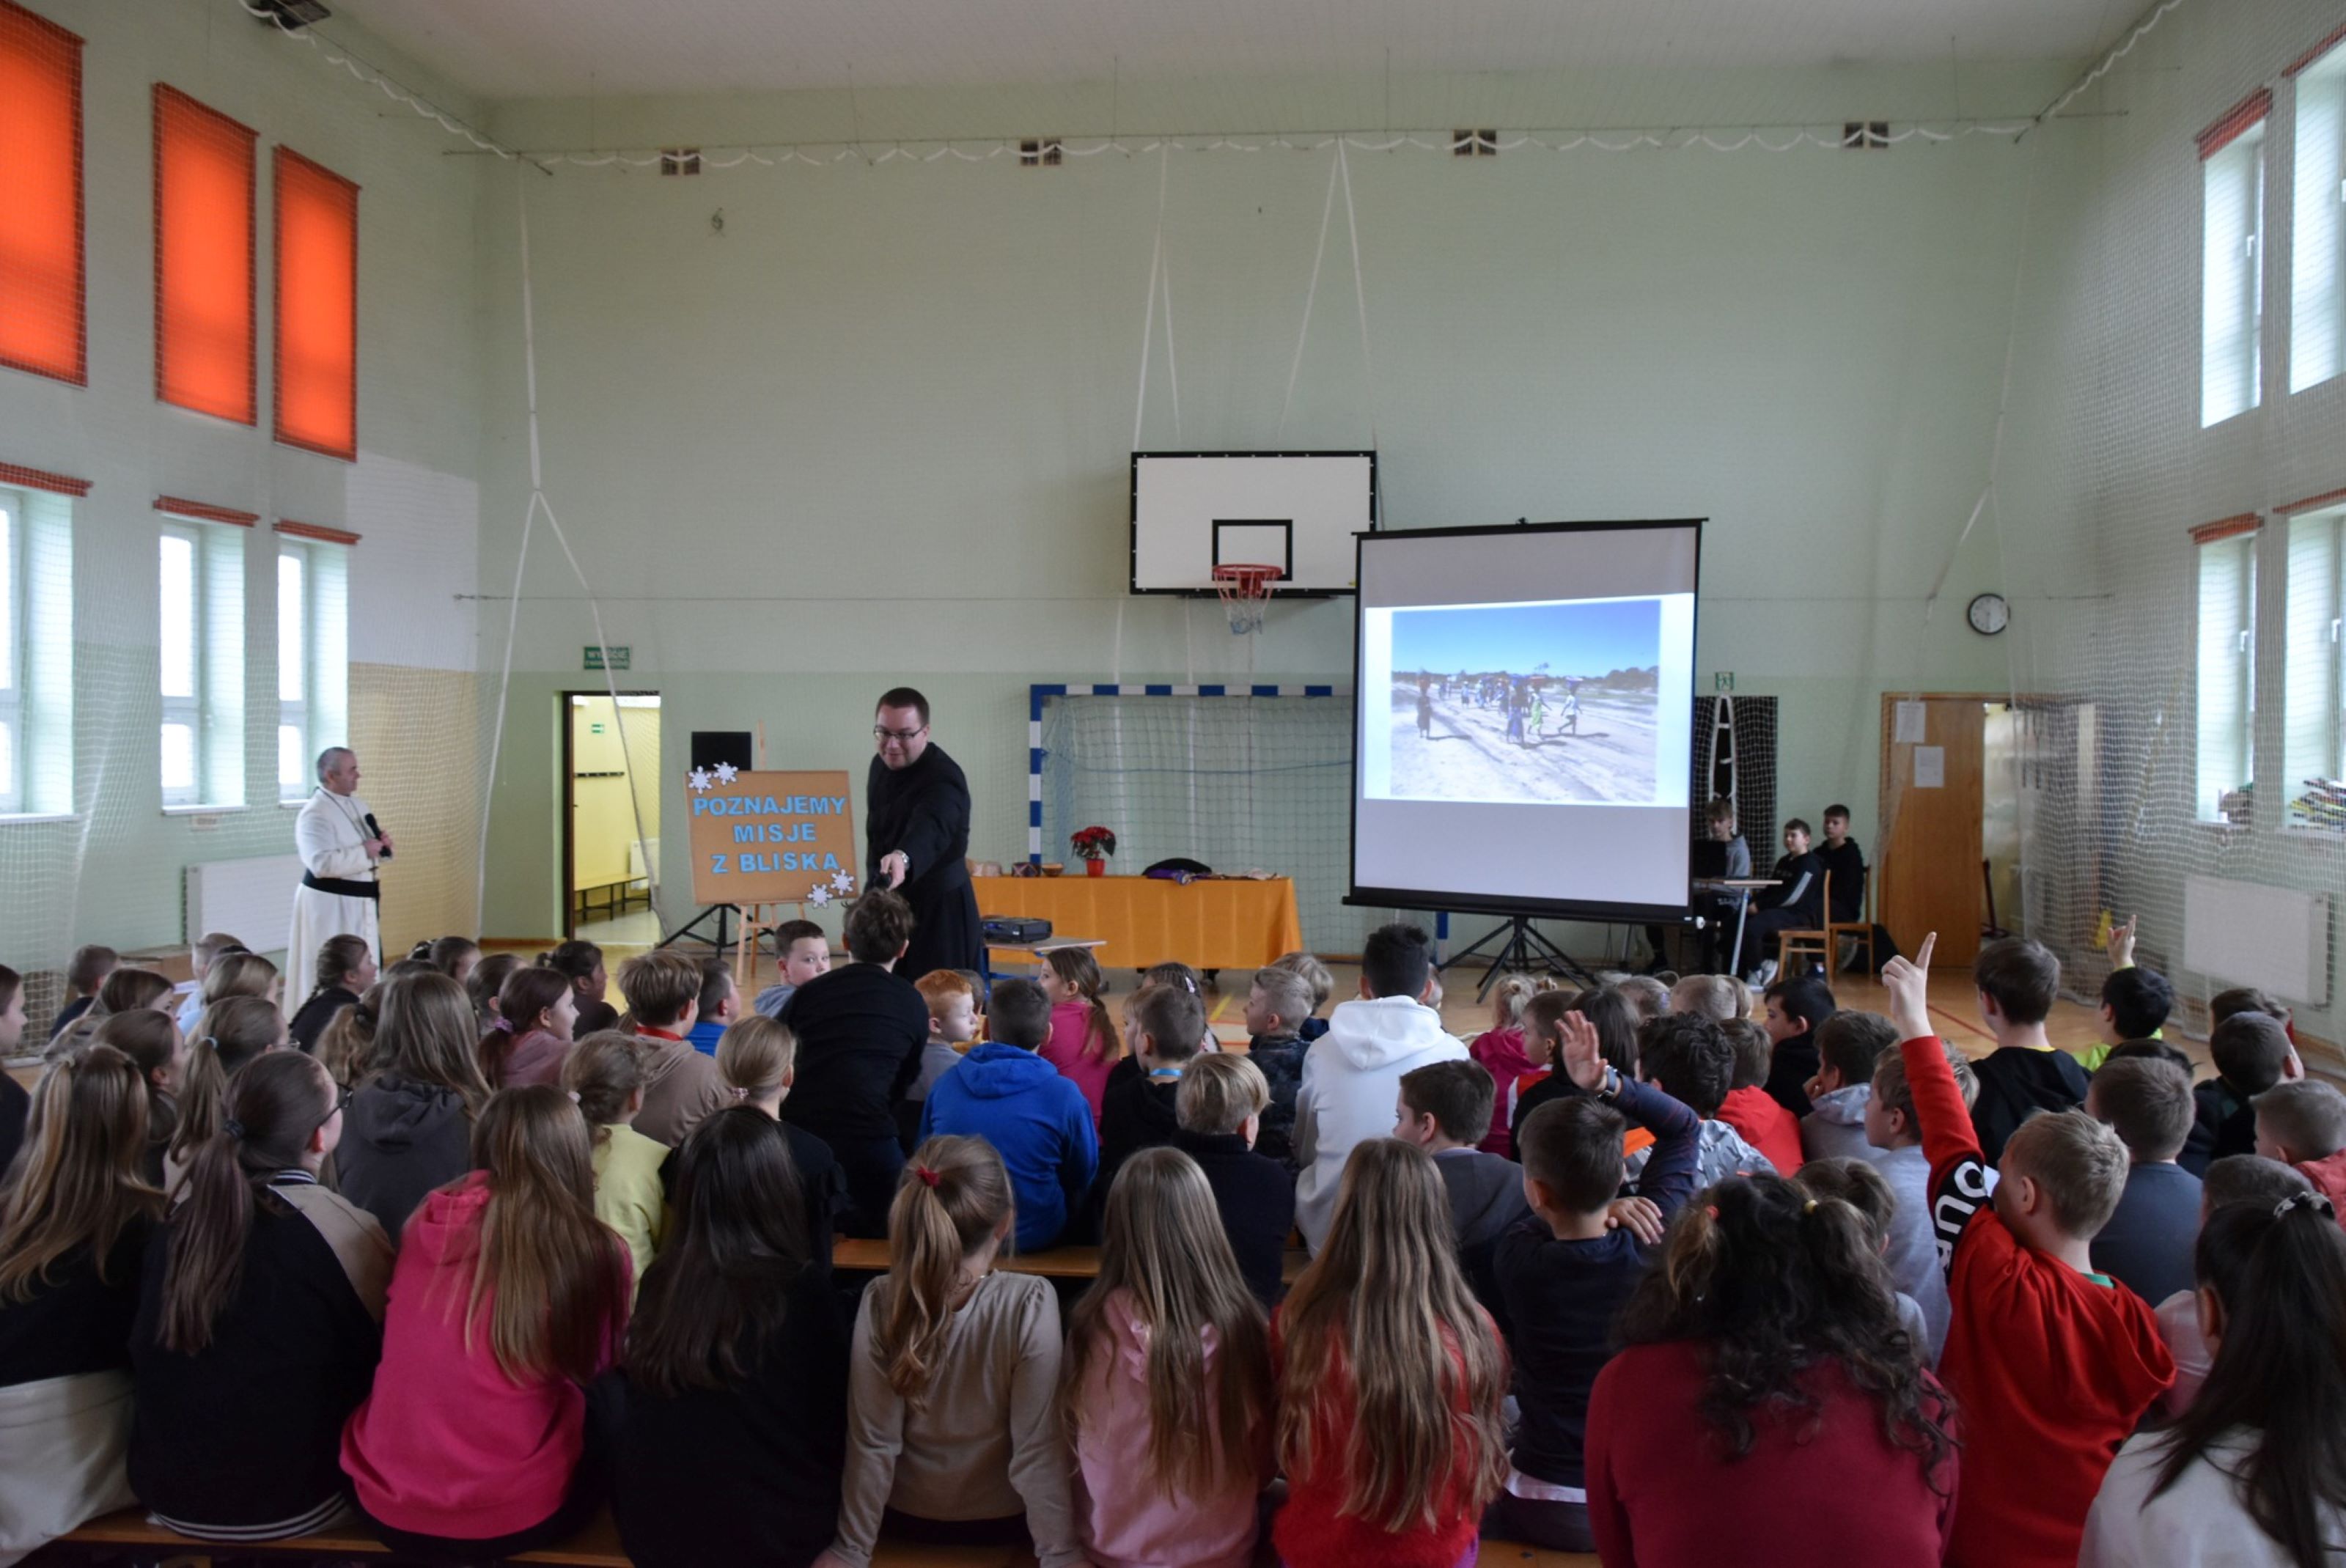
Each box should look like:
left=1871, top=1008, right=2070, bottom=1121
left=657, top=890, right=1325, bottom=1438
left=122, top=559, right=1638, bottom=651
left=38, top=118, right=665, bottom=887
left=1213, top=564, right=1279, bottom=635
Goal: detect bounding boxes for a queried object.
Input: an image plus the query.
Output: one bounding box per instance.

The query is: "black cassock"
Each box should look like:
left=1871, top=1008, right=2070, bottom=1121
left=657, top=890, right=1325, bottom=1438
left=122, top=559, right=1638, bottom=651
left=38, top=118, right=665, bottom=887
left=864, top=743, right=983, bottom=982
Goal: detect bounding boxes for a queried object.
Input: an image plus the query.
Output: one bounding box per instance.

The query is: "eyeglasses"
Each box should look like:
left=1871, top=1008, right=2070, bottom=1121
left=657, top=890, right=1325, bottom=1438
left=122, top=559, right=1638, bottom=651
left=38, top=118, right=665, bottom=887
left=315, top=1084, right=353, bottom=1133
left=873, top=725, right=927, bottom=742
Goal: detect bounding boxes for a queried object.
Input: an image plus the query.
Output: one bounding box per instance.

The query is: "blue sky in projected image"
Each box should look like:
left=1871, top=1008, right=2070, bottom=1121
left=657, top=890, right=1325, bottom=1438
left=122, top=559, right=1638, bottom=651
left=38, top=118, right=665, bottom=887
left=1391, top=597, right=1662, bottom=677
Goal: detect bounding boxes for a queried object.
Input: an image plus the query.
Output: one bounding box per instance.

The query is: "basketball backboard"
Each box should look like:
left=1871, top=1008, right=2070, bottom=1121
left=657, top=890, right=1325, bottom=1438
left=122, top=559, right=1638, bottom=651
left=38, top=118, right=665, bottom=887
left=1129, top=451, right=1376, bottom=597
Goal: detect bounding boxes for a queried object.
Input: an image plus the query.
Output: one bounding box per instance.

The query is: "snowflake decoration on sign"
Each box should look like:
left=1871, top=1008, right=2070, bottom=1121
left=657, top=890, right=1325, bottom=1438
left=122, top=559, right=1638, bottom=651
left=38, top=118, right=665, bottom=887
left=829, top=870, right=855, bottom=894
left=713, top=761, right=739, bottom=785
left=807, top=884, right=834, bottom=908
left=687, top=767, right=713, bottom=793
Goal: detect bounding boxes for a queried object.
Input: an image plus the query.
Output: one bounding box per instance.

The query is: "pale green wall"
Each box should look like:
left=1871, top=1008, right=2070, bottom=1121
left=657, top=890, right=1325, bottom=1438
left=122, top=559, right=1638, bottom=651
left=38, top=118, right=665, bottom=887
left=0, top=0, right=482, bottom=971
left=471, top=64, right=2072, bottom=952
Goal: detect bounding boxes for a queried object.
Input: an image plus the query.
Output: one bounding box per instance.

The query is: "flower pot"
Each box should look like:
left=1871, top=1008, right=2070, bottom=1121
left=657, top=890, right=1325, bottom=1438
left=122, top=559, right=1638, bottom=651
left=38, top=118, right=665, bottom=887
left=1085, top=858, right=1106, bottom=877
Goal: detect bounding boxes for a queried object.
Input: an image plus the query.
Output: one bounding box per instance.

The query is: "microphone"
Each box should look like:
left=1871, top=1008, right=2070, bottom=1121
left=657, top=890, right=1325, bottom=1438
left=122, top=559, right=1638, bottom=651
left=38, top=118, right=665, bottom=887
left=364, top=811, right=392, bottom=861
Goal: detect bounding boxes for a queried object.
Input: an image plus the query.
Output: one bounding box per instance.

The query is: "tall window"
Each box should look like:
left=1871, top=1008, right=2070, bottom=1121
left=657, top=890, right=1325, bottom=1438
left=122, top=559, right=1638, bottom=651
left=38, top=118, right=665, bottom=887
left=153, top=85, right=256, bottom=425
left=2284, top=505, right=2345, bottom=827
left=158, top=513, right=246, bottom=808
left=0, top=481, right=71, bottom=815
left=2196, top=522, right=2259, bottom=822
left=0, top=1, right=84, bottom=386
left=274, top=530, right=349, bottom=802
left=2294, top=41, right=2346, bottom=393
left=2201, top=94, right=2270, bottom=427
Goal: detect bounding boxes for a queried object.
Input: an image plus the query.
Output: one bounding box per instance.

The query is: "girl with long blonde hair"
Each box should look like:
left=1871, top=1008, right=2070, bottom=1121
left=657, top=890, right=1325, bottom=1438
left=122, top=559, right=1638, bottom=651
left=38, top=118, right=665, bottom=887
left=0, top=1045, right=166, bottom=1560
left=340, top=1086, right=630, bottom=1557
left=163, top=996, right=288, bottom=1190
left=1273, top=1138, right=1510, bottom=1568
left=818, top=1135, right=1078, bottom=1568
left=715, top=1015, right=845, bottom=1265
left=1063, top=1146, right=1272, bottom=1567
left=1038, top=947, right=1121, bottom=1122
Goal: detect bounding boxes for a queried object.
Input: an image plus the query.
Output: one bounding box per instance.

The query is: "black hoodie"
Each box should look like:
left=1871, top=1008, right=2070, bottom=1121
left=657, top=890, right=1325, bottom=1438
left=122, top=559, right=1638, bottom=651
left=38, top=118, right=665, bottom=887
left=336, top=1075, right=471, bottom=1240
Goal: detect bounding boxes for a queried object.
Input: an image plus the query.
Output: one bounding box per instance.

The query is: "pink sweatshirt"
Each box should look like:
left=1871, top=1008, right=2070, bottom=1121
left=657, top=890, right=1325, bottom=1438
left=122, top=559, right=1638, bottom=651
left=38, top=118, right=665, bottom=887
left=1070, top=1289, right=1264, bottom=1568
left=339, top=1172, right=628, bottom=1539
left=1469, top=1026, right=1537, bottom=1157
left=1041, top=999, right=1119, bottom=1125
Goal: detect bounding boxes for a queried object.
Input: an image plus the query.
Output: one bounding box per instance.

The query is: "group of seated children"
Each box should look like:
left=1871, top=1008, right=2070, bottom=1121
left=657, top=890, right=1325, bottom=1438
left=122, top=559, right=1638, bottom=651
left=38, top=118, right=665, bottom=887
left=4, top=893, right=2346, bottom=1568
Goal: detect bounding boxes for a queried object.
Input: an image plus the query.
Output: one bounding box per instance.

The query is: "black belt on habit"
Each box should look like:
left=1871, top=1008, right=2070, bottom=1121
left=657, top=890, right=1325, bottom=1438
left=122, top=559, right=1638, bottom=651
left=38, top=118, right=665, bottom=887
left=301, top=872, right=380, bottom=902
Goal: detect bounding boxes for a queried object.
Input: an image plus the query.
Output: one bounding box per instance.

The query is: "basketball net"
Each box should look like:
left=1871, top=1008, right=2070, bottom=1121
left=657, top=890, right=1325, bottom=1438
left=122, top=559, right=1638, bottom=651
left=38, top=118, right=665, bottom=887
left=1214, top=564, right=1277, bottom=635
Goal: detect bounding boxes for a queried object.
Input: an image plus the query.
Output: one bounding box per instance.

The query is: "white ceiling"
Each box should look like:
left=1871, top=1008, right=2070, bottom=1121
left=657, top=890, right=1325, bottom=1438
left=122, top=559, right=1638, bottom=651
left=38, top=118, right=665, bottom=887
left=325, top=0, right=2133, bottom=102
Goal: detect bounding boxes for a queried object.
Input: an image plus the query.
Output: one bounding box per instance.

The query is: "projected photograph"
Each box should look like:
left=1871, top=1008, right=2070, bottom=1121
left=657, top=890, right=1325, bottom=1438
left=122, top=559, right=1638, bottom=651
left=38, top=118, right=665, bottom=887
left=1381, top=597, right=1663, bottom=805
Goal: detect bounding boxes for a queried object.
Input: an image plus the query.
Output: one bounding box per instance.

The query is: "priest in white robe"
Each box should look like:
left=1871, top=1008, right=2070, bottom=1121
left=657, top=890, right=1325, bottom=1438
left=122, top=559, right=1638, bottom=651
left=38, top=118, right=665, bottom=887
left=287, top=747, right=390, bottom=1001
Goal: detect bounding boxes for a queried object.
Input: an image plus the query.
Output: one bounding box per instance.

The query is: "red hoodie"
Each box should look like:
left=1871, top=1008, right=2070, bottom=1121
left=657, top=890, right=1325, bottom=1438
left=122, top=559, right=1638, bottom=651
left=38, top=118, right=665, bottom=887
left=1717, top=1085, right=1804, bottom=1176
left=1898, top=1034, right=2173, bottom=1568
left=340, top=1172, right=628, bottom=1539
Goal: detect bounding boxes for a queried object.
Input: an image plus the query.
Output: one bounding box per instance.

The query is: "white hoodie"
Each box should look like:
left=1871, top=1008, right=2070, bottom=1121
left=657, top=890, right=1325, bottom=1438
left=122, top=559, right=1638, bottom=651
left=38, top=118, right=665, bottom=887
left=1292, top=995, right=1468, bottom=1251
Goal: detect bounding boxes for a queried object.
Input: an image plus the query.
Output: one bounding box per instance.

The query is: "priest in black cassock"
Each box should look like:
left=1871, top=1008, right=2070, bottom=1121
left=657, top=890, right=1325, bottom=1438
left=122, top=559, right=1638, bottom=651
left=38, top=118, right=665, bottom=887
left=864, top=687, right=984, bottom=981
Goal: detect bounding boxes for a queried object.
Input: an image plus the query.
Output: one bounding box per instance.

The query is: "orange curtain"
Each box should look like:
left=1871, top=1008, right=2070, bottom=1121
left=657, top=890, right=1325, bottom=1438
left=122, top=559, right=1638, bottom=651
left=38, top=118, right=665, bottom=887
left=273, top=147, right=358, bottom=460
left=154, top=84, right=256, bottom=424
left=0, top=1, right=84, bottom=385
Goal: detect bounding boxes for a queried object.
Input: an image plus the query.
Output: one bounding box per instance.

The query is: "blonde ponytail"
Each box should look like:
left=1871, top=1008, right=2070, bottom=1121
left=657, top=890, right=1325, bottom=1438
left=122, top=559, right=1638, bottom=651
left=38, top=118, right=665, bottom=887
left=875, top=1135, right=1013, bottom=1404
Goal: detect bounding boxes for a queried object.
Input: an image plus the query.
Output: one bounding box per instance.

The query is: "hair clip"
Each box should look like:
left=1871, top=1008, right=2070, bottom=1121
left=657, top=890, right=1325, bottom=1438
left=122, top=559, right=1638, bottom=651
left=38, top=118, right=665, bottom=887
left=1802, top=1199, right=1818, bottom=1214
left=914, top=1165, right=941, bottom=1189
left=493, top=1016, right=516, bottom=1034
left=565, top=1089, right=581, bottom=1105
left=2278, top=1190, right=2337, bottom=1219
left=729, top=1085, right=749, bottom=1101
left=222, top=1116, right=246, bottom=1141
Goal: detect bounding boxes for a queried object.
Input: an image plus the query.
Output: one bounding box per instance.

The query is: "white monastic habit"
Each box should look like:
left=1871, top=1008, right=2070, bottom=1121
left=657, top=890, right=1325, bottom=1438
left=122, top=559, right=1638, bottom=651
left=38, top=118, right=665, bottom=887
left=287, top=787, right=380, bottom=1000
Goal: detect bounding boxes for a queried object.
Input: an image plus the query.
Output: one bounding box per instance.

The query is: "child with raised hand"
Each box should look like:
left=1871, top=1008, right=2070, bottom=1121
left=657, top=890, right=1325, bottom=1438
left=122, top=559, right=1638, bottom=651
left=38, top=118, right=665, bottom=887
left=1881, top=934, right=2173, bottom=1568
left=1238, top=965, right=1311, bottom=1164
left=2185, top=1009, right=2301, bottom=1175
left=164, top=995, right=289, bottom=1190
left=1273, top=1138, right=1508, bottom=1568
left=1587, top=1173, right=1959, bottom=1566
left=2082, top=915, right=2175, bottom=1074
left=1488, top=1009, right=1699, bottom=1553
left=1716, top=1016, right=1804, bottom=1175
left=2083, top=1190, right=2346, bottom=1567
left=2252, top=1080, right=2346, bottom=1219
left=816, top=1136, right=1084, bottom=1568
left=341, top=1086, right=632, bottom=1558
left=1063, top=1146, right=1273, bottom=1568
left=479, top=965, right=578, bottom=1089
left=1172, top=1053, right=1295, bottom=1308
left=1623, top=1012, right=1776, bottom=1188
left=1039, top=947, right=1121, bottom=1125
left=1467, top=974, right=1542, bottom=1157
left=1507, top=987, right=1640, bottom=1152
left=617, top=1108, right=850, bottom=1568
left=716, top=1015, right=846, bottom=1266
left=563, top=1031, right=668, bottom=1302
left=130, top=1051, right=389, bottom=1541
left=0, top=1045, right=166, bottom=1560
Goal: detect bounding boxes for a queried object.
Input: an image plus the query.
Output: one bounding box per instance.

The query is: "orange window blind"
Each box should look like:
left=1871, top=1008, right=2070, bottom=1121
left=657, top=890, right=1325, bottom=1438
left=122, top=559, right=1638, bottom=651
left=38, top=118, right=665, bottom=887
left=0, top=1, right=85, bottom=385
left=154, top=84, right=256, bottom=424
left=273, top=147, right=358, bottom=460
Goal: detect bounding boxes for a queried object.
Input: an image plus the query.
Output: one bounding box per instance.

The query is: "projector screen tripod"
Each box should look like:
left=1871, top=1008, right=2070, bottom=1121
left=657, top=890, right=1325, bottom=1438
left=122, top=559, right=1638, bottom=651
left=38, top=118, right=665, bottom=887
left=1438, top=915, right=1603, bottom=1000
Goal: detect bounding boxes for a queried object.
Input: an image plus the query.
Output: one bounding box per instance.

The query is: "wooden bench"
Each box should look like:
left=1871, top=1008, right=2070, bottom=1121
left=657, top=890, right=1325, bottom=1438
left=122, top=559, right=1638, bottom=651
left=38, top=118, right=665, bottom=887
left=834, top=1236, right=1309, bottom=1284
left=59, top=1506, right=1597, bottom=1566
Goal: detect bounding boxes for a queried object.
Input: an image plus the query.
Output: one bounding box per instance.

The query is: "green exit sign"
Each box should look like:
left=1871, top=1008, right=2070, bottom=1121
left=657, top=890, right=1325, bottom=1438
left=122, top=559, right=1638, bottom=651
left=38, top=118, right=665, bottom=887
left=584, top=645, right=630, bottom=671
left=1714, top=671, right=1735, bottom=692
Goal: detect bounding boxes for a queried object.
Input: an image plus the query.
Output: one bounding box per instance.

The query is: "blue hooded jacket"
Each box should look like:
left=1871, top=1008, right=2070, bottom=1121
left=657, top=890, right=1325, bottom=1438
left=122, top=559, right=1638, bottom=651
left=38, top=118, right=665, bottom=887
left=918, top=1043, right=1099, bottom=1251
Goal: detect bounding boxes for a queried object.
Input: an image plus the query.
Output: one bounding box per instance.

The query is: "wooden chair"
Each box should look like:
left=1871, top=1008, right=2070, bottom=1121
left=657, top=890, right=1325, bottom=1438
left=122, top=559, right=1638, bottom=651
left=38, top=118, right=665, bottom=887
left=1825, top=862, right=1878, bottom=973
left=1775, top=870, right=1832, bottom=978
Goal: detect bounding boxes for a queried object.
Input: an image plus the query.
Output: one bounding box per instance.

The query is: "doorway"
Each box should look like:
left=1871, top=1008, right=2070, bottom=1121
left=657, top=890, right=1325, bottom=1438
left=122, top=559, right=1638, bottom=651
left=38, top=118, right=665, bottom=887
left=562, top=692, right=661, bottom=945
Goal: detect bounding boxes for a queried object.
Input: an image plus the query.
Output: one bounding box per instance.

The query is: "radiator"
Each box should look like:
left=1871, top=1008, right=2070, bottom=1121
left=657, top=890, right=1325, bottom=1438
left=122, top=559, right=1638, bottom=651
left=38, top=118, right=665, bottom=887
left=185, top=854, right=305, bottom=955
left=2182, top=875, right=2334, bottom=1006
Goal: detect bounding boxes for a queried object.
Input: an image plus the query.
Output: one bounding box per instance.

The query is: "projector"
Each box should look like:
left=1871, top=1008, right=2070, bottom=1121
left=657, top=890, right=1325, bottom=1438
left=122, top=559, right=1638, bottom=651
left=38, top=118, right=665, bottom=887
left=251, top=0, right=332, bottom=29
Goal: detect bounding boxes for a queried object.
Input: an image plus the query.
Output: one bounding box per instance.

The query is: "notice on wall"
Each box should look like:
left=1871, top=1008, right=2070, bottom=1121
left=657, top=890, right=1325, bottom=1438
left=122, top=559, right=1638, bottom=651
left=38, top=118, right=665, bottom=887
left=1894, top=700, right=1927, bottom=744
left=685, top=768, right=858, bottom=906
left=1913, top=746, right=1945, bottom=789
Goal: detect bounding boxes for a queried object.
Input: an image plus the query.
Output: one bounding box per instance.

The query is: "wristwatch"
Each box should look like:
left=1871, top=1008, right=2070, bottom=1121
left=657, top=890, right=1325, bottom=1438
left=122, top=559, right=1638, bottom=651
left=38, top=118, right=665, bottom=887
left=1596, top=1066, right=1622, bottom=1101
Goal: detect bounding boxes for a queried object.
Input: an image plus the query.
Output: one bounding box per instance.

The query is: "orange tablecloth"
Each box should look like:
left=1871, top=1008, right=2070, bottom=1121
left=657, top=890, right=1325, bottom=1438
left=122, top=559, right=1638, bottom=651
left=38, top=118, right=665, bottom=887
left=976, top=875, right=1304, bottom=972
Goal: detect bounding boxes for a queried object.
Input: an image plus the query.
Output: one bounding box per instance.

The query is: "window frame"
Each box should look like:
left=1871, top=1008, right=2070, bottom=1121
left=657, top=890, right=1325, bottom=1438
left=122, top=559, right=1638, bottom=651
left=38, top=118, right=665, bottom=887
left=2290, top=43, right=2346, bottom=393
left=2200, top=97, right=2271, bottom=427
left=276, top=542, right=307, bottom=803
left=158, top=521, right=205, bottom=808
left=2281, top=500, right=2346, bottom=828
left=271, top=521, right=352, bottom=807
left=155, top=501, right=249, bottom=811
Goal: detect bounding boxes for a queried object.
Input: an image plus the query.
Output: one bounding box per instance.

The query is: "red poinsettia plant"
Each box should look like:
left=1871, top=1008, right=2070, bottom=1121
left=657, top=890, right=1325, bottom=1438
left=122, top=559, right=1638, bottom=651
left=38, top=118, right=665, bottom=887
left=1070, top=825, right=1118, bottom=861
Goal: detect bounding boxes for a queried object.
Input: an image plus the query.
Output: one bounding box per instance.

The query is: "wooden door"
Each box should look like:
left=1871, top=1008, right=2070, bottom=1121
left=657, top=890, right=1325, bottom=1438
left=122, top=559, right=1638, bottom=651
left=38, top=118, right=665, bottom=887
left=1879, top=697, right=1988, bottom=965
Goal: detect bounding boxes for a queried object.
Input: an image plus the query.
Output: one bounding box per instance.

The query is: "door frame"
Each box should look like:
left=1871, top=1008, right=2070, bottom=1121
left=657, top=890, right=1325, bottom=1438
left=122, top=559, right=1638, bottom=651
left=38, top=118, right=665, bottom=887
left=560, top=689, right=660, bottom=939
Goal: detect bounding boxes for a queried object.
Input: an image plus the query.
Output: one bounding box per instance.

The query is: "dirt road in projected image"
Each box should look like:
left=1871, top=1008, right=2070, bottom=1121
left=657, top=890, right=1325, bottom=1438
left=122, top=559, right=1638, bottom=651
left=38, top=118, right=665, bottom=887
left=1388, top=682, right=1661, bottom=804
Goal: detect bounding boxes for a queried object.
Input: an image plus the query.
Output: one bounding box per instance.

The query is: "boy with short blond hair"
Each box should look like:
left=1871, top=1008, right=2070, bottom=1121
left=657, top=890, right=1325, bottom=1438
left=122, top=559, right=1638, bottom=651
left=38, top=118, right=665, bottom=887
left=1174, top=1053, right=1294, bottom=1306
left=1883, top=937, right=2172, bottom=1568
left=1268, top=949, right=1334, bottom=1041
left=1242, top=963, right=1312, bottom=1164
left=2253, top=1078, right=2346, bottom=1219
